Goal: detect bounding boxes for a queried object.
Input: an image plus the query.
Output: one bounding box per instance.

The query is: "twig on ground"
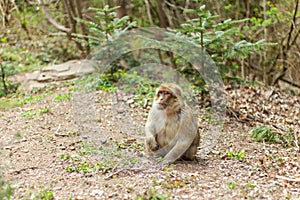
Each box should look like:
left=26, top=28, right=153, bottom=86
left=293, top=131, right=299, bottom=151
left=104, top=169, right=124, bottom=180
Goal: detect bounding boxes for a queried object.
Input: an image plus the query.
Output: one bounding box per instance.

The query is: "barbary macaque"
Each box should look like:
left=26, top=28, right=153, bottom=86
left=145, top=83, right=200, bottom=164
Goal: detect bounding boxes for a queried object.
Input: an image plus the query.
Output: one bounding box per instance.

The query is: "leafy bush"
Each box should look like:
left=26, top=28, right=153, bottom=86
left=251, top=125, right=281, bottom=143
left=179, top=5, right=268, bottom=78
left=76, top=5, right=136, bottom=47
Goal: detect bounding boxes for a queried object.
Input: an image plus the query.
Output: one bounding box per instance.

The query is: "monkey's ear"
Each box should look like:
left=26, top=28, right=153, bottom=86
left=174, top=87, right=182, bottom=97
left=169, top=85, right=182, bottom=98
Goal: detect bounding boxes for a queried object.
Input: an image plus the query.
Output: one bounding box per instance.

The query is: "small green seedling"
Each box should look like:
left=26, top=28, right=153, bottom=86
left=21, top=106, right=50, bottom=119
left=226, top=151, right=246, bottom=161
left=227, top=181, right=237, bottom=190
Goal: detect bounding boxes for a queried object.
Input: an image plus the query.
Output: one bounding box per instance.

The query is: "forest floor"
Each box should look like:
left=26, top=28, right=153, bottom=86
left=0, top=80, right=299, bottom=200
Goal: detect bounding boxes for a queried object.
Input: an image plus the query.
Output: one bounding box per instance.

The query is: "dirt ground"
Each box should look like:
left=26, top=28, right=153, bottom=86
left=0, top=82, right=299, bottom=199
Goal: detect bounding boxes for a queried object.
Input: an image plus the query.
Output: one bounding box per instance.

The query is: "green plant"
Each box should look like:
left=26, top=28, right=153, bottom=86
left=63, top=140, right=142, bottom=175
left=14, top=131, right=23, bottom=139
left=76, top=70, right=159, bottom=106
left=60, top=153, right=81, bottom=162
left=0, top=98, right=21, bottom=110
left=114, top=141, right=126, bottom=149
left=21, top=106, right=50, bottom=119
left=53, top=93, right=71, bottom=102
left=76, top=5, right=136, bottom=47
left=67, top=131, right=79, bottom=136
left=65, top=159, right=119, bottom=174
left=227, top=180, right=237, bottom=190
left=136, top=130, right=143, bottom=135
left=251, top=125, right=281, bottom=143
left=226, top=151, right=246, bottom=161
left=201, top=113, right=212, bottom=122
left=22, top=91, right=53, bottom=104
left=30, top=186, right=54, bottom=200
left=73, top=162, right=94, bottom=174
left=281, top=132, right=295, bottom=147
left=0, top=178, right=14, bottom=200
left=75, top=73, right=115, bottom=92
left=117, top=70, right=159, bottom=105
left=63, top=154, right=96, bottom=173
left=180, top=5, right=268, bottom=79
left=247, top=183, right=256, bottom=189
left=60, top=154, right=71, bottom=161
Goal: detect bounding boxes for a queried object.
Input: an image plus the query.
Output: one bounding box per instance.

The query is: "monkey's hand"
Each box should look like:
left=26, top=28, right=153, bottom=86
left=145, top=136, right=159, bottom=152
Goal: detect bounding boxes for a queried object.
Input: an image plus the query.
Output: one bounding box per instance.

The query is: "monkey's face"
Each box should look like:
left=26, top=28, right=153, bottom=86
left=154, top=88, right=175, bottom=110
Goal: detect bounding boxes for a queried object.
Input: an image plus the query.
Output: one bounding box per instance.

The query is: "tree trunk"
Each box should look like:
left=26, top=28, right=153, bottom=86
left=156, top=0, right=168, bottom=28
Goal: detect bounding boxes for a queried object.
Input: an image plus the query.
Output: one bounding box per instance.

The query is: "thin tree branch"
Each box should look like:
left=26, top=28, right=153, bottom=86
left=40, top=0, right=71, bottom=33
left=280, top=78, right=300, bottom=89
left=286, top=0, right=299, bottom=51
left=144, top=0, right=154, bottom=26
left=272, top=0, right=299, bottom=85
left=61, top=0, right=75, bottom=33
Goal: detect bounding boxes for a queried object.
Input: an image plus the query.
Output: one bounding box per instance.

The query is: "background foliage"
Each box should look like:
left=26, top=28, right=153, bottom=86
left=0, top=0, right=299, bottom=95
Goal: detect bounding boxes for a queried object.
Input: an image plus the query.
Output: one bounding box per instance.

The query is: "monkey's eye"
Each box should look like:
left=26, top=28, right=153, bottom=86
left=158, top=91, right=166, bottom=95
left=157, top=90, right=172, bottom=97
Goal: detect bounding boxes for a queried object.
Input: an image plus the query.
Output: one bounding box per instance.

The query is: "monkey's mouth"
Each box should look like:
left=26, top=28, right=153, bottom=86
left=157, top=103, right=167, bottom=109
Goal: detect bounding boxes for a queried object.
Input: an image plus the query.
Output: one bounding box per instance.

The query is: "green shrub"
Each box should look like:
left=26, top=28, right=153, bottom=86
left=251, top=125, right=281, bottom=143
left=0, top=179, right=14, bottom=200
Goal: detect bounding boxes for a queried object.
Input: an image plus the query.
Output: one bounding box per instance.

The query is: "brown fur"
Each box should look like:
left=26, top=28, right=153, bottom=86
left=145, top=83, right=200, bottom=164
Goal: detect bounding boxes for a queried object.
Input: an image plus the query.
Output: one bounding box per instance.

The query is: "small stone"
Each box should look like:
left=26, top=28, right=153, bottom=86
left=126, top=99, right=134, bottom=104
left=117, top=108, right=125, bottom=113
left=212, top=150, right=220, bottom=155
left=69, top=146, right=76, bottom=151
left=74, top=196, right=84, bottom=200
left=21, top=149, right=29, bottom=153
left=53, top=186, right=62, bottom=190
left=58, top=146, right=66, bottom=150
left=285, top=118, right=294, bottom=124
left=90, top=189, right=104, bottom=196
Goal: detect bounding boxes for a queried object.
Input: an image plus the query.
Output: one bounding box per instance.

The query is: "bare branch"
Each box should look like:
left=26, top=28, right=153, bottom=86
left=280, top=78, right=300, bottom=89
left=61, top=0, right=76, bottom=33
left=271, top=0, right=299, bottom=85
left=40, top=0, right=71, bottom=33
left=144, top=0, right=154, bottom=26
left=286, top=0, right=299, bottom=51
